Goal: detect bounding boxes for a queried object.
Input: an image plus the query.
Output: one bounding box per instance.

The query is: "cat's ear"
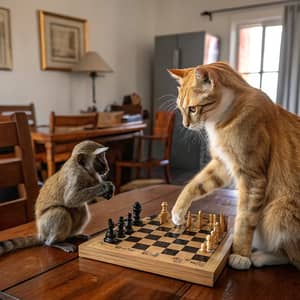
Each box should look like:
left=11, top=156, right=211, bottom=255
left=167, top=69, right=185, bottom=84
left=195, top=67, right=214, bottom=91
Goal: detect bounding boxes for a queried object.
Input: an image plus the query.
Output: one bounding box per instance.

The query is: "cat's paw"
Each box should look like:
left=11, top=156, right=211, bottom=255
left=171, top=206, right=187, bottom=225
left=229, top=254, right=252, bottom=270
left=251, top=251, right=266, bottom=267
left=100, top=181, right=115, bottom=200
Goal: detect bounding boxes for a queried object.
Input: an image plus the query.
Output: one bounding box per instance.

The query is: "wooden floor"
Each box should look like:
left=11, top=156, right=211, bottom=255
left=0, top=185, right=299, bottom=300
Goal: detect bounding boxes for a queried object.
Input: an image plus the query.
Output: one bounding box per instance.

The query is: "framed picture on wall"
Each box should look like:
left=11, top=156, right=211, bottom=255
left=0, top=7, right=13, bottom=70
left=39, top=10, right=88, bottom=71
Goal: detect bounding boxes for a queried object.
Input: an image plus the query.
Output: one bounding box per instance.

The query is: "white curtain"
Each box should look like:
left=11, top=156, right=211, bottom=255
left=277, top=4, right=300, bottom=115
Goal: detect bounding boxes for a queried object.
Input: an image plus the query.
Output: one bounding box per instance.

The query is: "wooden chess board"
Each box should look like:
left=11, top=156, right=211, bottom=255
left=79, top=212, right=233, bottom=287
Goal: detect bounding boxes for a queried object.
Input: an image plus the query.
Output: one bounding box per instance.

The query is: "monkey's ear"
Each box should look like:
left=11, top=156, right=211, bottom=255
left=94, top=147, right=109, bottom=155
left=77, top=153, right=87, bottom=166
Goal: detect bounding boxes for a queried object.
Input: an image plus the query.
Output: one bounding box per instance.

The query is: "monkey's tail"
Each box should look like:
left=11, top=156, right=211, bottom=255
left=0, top=236, right=43, bottom=256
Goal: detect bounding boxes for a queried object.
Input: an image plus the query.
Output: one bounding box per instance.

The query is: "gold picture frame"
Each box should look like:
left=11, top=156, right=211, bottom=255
left=0, top=7, right=13, bottom=70
left=39, top=10, right=88, bottom=71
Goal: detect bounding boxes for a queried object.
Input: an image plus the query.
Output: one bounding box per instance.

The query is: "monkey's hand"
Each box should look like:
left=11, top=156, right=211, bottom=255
left=98, top=181, right=115, bottom=200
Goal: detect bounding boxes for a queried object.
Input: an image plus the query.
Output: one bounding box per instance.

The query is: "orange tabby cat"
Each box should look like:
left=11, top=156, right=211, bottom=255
left=168, top=62, right=300, bottom=270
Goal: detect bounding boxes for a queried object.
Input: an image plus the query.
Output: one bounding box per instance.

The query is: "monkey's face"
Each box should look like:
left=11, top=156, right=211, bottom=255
left=77, top=146, right=110, bottom=179
left=93, top=151, right=110, bottom=178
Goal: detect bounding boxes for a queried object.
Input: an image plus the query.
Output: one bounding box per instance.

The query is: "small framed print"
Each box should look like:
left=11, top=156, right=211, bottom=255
left=0, top=7, right=13, bottom=70
left=39, top=10, right=88, bottom=71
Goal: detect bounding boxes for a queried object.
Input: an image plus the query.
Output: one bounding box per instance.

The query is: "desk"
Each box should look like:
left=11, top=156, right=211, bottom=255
left=0, top=185, right=298, bottom=300
left=31, top=122, right=146, bottom=177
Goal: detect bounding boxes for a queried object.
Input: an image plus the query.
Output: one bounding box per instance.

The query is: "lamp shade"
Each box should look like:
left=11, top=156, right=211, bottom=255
left=72, top=51, right=113, bottom=73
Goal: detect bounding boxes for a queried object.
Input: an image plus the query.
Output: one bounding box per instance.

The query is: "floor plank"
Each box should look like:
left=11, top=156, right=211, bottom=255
left=6, top=259, right=187, bottom=300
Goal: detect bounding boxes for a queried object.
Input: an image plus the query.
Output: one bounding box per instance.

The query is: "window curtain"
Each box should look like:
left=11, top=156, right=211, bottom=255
left=277, top=3, right=300, bottom=115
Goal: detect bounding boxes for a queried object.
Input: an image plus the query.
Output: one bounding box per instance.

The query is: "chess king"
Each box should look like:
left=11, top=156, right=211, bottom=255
left=168, top=62, right=300, bottom=270
left=0, top=141, right=115, bottom=255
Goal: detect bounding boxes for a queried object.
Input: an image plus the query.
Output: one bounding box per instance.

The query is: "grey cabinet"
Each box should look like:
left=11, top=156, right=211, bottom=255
left=153, top=31, right=219, bottom=171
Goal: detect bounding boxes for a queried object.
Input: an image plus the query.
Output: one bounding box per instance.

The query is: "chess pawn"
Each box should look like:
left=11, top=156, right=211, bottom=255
left=125, top=212, right=134, bottom=235
left=133, top=202, right=143, bottom=226
left=104, top=219, right=117, bottom=244
left=117, top=216, right=126, bottom=238
left=200, top=241, right=207, bottom=253
left=209, top=213, right=213, bottom=229
left=215, top=222, right=221, bottom=242
left=186, top=211, right=192, bottom=229
left=220, top=213, right=226, bottom=234
left=206, top=234, right=213, bottom=252
left=213, top=214, right=217, bottom=226
left=211, top=229, right=217, bottom=247
left=159, top=201, right=170, bottom=225
left=196, top=210, right=202, bottom=230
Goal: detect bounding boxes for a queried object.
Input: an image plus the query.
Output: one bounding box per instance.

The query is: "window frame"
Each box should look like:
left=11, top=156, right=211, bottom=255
left=236, top=19, right=282, bottom=91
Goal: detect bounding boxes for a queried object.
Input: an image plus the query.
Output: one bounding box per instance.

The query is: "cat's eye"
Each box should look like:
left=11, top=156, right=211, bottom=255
left=203, top=75, right=210, bottom=84
left=188, top=106, right=197, bottom=113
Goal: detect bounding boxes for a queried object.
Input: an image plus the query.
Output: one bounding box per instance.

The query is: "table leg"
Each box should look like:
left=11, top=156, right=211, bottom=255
left=45, top=142, right=56, bottom=177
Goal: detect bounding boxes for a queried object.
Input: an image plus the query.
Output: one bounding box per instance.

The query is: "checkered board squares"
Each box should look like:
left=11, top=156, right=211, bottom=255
left=79, top=212, right=233, bottom=287
left=120, top=220, right=213, bottom=263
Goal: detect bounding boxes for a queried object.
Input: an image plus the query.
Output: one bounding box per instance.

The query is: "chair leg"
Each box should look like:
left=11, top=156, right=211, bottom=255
left=164, top=165, right=171, bottom=184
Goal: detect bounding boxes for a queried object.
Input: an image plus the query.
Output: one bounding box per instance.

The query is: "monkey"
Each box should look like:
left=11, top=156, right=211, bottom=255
left=0, top=140, right=115, bottom=255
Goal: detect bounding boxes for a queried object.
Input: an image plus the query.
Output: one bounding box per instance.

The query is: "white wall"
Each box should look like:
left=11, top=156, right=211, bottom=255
left=0, top=0, right=155, bottom=124
left=0, top=0, right=283, bottom=124
left=154, top=0, right=283, bottom=62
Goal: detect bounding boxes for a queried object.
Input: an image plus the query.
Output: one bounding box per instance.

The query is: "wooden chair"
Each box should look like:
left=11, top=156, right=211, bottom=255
left=50, top=111, right=98, bottom=134
left=115, top=111, right=175, bottom=193
left=0, top=112, right=39, bottom=230
left=0, top=103, right=37, bottom=129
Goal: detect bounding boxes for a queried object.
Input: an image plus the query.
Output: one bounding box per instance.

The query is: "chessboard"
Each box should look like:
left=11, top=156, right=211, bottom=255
left=79, top=204, right=233, bottom=287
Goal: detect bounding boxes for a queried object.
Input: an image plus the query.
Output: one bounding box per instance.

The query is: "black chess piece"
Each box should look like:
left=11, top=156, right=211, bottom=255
left=125, top=212, right=134, bottom=234
left=133, top=201, right=143, bottom=226
left=104, top=218, right=117, bottom=244
left=117, top=216, right=126, bottom=238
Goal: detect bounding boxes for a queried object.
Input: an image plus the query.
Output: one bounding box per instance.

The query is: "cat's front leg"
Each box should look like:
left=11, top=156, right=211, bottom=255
left=172, top=159, right=230, bottom=225
left=229, top=175, right=266, bottom=270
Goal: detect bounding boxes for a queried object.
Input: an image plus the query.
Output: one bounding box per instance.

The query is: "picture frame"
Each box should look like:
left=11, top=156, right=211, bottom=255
left=39, top=10, right=88, bottom=71
left=0, top=7, right=13, bottom=70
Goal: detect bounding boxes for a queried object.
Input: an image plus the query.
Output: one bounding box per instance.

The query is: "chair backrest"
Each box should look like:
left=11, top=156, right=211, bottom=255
left=0, top=112, right=39, bottom=230
left=49, top=111, right=98, bottom=134
left=0, top=103, right=37, bottom=129
left=153, top=111, right=175, bottom=159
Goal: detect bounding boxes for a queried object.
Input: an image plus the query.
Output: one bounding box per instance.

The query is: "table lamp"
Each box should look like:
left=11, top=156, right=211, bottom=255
left=72, top=51, right=113, bottom=112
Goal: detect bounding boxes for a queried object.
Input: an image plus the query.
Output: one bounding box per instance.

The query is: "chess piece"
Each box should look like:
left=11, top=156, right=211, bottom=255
left=200, top=241, right=207, bottom=253
left=196, top=210, right=202, bottom=230
left=117, top=216, right=126, bottom=238
left=104, top=219, right=117, bottom=244
left=220, top=213, right=226, bottom=233
left=213, top=214, right=217, bottom=226
left=186, top=211, right=192, bottom=229
left=215, top=222, right=221, bottom=242
left=211, top=229, right=216, bottom=247
left=125, top=212, right=134, bottom=234
left=209, top=213, right=213, bottom=229
left=206, top=234, right=213, bottom=252
left=133, top=202, right=143, bottom=226
left=159, top=201, right=170, bottom=225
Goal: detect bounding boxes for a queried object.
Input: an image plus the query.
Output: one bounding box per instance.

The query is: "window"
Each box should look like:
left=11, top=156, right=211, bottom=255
left=237, top=21, right=282, bottom=101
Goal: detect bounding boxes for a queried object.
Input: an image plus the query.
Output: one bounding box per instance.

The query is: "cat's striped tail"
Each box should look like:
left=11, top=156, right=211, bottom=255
left=0, top=236, right=42, bottom=256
